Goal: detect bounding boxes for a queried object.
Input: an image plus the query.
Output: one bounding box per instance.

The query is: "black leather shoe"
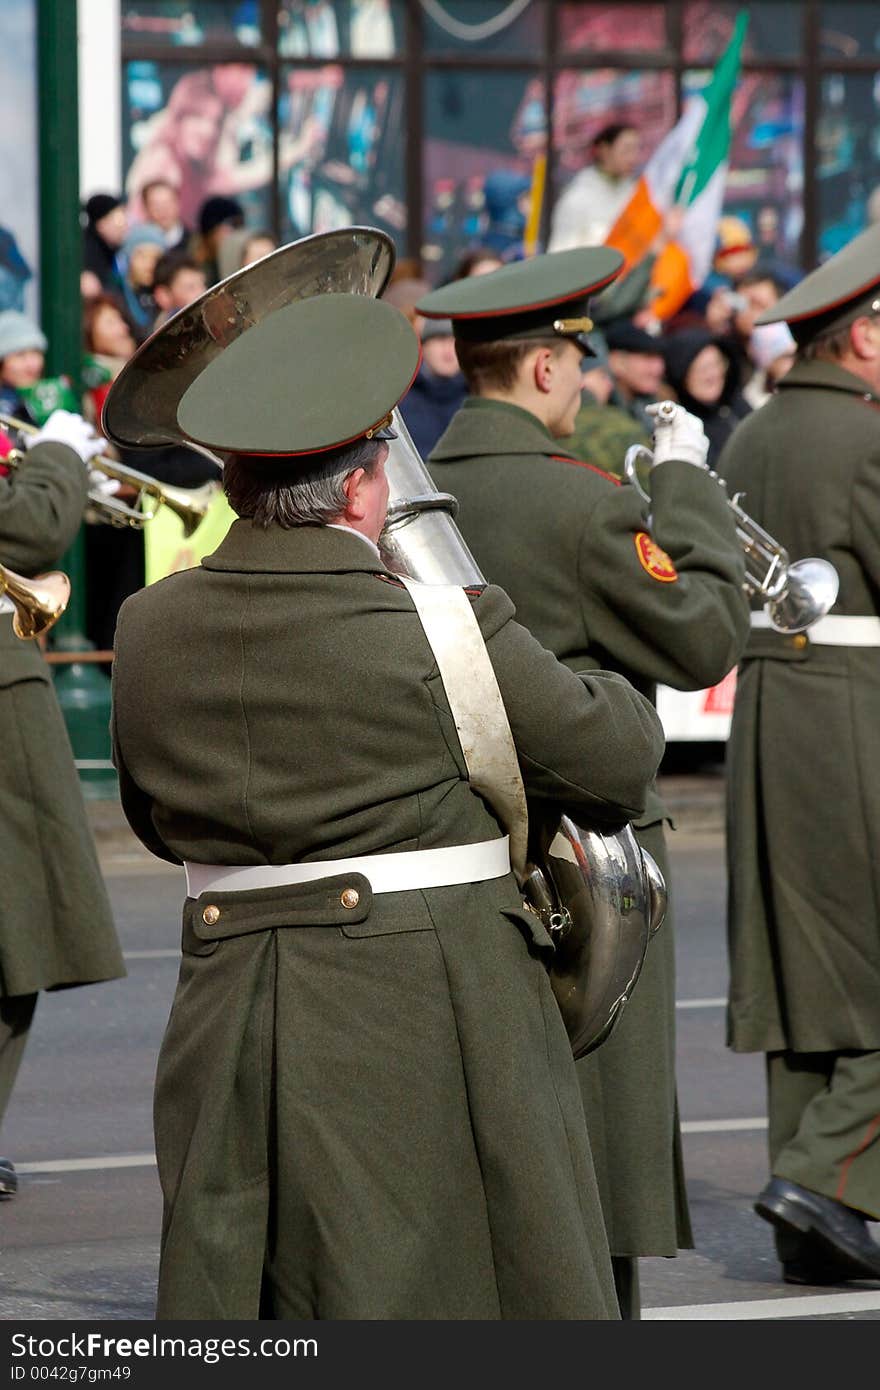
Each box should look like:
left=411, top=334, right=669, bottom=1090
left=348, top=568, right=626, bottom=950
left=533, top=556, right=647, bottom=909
left=755, top=1177, right=880, bottom=1281
left=0, top=1157, right=17, bottom=1198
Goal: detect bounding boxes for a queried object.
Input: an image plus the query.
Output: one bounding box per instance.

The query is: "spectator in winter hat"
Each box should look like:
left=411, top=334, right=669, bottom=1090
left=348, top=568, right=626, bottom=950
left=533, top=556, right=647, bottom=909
left=0, top=310, right=48, bottom=425
left=81, top=192, right=128, bottom=302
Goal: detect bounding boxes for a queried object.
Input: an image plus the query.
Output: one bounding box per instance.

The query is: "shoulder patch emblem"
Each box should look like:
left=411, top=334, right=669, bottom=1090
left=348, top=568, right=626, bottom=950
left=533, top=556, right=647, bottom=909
left=634, top=532, right=678, bottom=582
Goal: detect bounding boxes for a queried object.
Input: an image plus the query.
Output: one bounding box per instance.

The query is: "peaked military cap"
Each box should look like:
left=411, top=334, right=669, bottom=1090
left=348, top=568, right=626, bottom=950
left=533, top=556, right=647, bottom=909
left=755, top=222, right=880, bottom=346
left=415, top=247, right=624, bottom=354
left=177, top=294, right=419, bottom=455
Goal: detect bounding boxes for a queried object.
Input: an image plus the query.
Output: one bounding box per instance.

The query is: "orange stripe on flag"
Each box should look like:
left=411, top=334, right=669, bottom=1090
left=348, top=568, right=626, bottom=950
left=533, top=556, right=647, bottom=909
left=649, top=241, right=694, bottom=321
left=604, top=177, right=663, bottom=275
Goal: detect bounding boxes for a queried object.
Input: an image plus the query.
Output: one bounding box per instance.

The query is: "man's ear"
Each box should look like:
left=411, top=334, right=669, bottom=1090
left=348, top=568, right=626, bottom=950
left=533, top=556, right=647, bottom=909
left=342, top=467, right=367, bottom=520
left=153, top=286, right=170, bottom=312
left=532, top=345, right=555, bottom=394
left=850, top=316, right=880, bottom=362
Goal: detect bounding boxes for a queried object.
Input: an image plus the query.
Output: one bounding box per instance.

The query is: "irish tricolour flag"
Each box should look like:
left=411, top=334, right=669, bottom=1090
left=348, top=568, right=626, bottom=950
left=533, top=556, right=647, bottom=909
left=605, top=12, right=748, bottom=321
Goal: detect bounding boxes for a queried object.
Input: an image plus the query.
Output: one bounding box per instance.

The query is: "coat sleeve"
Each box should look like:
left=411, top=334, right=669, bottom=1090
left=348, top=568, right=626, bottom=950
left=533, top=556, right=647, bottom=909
left=476, top=584, right=665, bottom=828
left=110, top=600, right=183, bottom=866
left=577, top=458, right=750, bottom=689
left=0, top=442, right=89, bottom=574
left=850, top=446, right=880, bottom=594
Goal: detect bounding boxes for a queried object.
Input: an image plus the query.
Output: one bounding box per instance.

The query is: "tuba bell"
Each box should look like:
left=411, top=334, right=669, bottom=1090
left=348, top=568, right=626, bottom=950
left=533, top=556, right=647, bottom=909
left=0, top=562, right=70, bottom=639
left=101, top=225, right=665, bottom=1058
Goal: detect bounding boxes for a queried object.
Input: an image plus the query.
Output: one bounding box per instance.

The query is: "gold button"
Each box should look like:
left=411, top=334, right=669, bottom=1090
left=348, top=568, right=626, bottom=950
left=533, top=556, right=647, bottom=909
left=202, top=904, right=221, bottom=926
left=792, top=633, right=808, bottom=650
left=341, top=888, right=360, bottom=909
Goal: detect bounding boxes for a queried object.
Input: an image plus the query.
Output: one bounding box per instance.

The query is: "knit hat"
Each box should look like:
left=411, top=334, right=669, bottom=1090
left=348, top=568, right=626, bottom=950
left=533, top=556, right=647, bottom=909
left=198, top=195, right=244, bottom=236
left=749, top=321, right=796, bottom=370
left=85, top=192, right=125, bottom=226
left=123, top=222, right=167, bottom=259
left=713, top=215, right=757, bottom=273
left=0, top=310, right=48, bottom=360
left=604, top=319, right=663, bottom=355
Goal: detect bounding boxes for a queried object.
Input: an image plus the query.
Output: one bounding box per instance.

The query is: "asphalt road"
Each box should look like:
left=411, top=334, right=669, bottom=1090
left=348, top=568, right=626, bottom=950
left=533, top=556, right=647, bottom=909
left=1, top=798, right=878, bottom=1324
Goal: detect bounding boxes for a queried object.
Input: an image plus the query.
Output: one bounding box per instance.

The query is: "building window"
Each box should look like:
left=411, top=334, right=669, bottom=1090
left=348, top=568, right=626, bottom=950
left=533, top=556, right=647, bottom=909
left=118, top=0, right=880, bottom=278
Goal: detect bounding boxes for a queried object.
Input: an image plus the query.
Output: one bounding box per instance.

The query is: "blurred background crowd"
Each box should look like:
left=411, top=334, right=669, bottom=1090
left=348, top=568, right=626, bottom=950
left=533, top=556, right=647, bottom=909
left=5, top=0, right=880, bottom=656
left=0, top=126, right=807, bottom=652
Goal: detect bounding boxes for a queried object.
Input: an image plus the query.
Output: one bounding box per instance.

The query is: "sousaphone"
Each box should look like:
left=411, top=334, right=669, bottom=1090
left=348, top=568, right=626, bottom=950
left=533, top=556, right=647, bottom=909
left=103, top=227, right=665, bottom=1058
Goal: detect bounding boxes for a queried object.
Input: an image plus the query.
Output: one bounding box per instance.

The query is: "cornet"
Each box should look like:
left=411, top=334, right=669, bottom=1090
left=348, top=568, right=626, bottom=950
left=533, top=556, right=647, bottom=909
left=0, top=412, right=220, bottom=539
left=623, top=406, right=839, bottom=635
left=0, top=562, right=70, bottom=639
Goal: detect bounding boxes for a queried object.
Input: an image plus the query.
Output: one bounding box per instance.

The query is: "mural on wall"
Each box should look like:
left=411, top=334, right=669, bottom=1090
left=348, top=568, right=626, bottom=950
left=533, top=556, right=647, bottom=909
left=0, top=0, right=38, bottom=316
left=123, top=61, right=277, bottom=230
left=279, top=65, right=405, bottom=241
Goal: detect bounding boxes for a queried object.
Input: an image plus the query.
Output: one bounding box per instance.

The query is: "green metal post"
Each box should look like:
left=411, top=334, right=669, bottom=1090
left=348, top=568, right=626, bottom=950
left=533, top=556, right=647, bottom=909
left=37, top=0, right=116, bottom=797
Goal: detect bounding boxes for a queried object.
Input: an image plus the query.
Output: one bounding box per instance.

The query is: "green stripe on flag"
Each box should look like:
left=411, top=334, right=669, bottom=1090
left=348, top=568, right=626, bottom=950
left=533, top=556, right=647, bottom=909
left=675, top=11, right=748, bottom=206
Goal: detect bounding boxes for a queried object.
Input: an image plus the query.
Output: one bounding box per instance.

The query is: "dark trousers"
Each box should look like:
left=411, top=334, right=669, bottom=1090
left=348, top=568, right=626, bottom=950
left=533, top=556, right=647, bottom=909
left=767, top=1049, right=880, bottom=1220
left=611, top=1255, right=641, bottom=1320
left=0, top=993, right=38, bottom=1132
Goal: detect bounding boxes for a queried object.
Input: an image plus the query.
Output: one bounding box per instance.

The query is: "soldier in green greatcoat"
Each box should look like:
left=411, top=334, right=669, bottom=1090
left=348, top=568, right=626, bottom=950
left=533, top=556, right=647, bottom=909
left=718, top=222, right=880, bottom=1285
left=416, top=249, right=751, bottom=1318
left=109, top=292, right=666, bottom=1320
left=0, top=409, right=125, bottom=1198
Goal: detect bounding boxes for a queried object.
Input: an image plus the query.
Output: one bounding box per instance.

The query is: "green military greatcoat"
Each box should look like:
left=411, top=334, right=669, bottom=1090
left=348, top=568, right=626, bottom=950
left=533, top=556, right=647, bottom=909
left=111, top=520, right=664, bottom=1320
left=719, top=360, right=880, bottom=1054
left=429, top=397, right=750, bottom=1256
left=0, top=443, right=123, bottom=999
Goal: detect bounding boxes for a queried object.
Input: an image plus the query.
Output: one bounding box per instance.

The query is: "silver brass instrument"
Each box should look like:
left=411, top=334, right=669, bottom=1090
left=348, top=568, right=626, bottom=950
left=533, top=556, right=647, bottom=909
left=624, top=406, right=839, bottom=634
left=100, top=225, right=667, bottom=1059
left=0, top=411, right=219, bottom=539
left=0, top=562, right=70, bottom=639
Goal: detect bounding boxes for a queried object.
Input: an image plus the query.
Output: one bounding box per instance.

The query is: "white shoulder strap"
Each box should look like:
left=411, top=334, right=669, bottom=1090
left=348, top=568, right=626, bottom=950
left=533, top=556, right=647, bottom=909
left=400, top=577, right=528, bottom=881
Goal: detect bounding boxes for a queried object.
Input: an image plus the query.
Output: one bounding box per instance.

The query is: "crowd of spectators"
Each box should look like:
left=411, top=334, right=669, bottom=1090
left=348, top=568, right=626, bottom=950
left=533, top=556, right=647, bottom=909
left=1, top=128, right=805, bottom=651
left=0, top=179, right=283, bottom=650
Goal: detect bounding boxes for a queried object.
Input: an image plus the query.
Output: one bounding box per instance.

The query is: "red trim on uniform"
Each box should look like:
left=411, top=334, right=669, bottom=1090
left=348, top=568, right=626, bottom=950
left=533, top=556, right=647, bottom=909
left=551, top=453, right=622, bottom=485
left=835, top=1112, right=880, bottom=1204
left=784, top=277, right=880, bottom=324
left=419, top=269, right=621, bottom=320
left=180, top=346, right=423, bottom=457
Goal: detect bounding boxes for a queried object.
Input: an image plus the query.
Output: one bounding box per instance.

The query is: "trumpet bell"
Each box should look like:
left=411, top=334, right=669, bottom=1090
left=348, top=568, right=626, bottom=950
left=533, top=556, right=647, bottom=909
left=155, top=480, right=222, bottom=539
left=0, top=563, right=70, bottom=640
left=766, top=557, right=840, bottom=634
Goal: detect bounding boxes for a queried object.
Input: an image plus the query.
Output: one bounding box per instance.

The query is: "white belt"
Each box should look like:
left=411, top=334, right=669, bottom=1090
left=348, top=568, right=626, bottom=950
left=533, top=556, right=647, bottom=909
left=184, top=836, right=511, bottom=899
left=0, top=597, right=13, bottom=615
left=750, top=612, right=880, bottom=646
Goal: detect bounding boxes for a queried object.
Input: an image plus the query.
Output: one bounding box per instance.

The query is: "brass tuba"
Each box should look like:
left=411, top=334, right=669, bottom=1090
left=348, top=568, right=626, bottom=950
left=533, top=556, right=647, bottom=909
left=0, top=562, right=70, bottom=639
left=100, top=225, right=665, bottom=1058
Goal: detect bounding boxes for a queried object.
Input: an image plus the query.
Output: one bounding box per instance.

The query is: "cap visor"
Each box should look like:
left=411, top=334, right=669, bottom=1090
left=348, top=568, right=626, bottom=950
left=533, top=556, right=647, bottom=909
left=373, top=424, right=398, bottom=441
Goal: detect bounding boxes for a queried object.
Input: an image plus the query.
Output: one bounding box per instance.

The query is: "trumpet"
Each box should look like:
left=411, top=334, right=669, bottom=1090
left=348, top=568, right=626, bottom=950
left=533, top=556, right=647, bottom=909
left=623, top=424, right=839, bottom=636
left=0, top=412, right=221, bottom=539
left=0, top=562, right=70, bottom=639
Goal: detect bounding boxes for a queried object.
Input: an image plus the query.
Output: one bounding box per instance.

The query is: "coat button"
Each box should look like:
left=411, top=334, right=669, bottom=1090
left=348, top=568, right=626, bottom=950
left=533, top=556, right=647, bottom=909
left=202, top=904, right=221, bottom=926
left=341, top=888, right=360, bottom=909
left=792, top=633, right=808, bottom=650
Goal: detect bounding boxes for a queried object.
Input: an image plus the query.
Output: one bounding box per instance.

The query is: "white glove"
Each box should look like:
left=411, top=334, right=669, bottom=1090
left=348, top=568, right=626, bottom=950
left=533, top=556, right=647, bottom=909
left=88, top=468, right=121, bottom=497
left=645, top=400, right=710, bottom=470
left=25, top=409, right=106, bottom=465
